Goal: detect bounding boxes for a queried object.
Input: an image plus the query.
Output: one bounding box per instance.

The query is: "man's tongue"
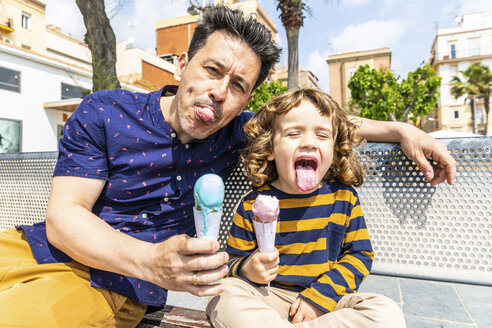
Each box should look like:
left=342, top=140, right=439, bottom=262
left=295, top=164, right=317, bottom=191
left=196, top=106, right=215, bottom=123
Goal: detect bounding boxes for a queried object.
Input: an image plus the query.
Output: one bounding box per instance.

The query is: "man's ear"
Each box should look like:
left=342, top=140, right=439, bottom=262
left=267, top=153, right=274, bottom=161
left=174, top=52, right=188, bottom=81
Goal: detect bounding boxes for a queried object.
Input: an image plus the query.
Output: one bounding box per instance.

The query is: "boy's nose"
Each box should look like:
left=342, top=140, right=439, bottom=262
left=299, top=133, right=317, bottom=149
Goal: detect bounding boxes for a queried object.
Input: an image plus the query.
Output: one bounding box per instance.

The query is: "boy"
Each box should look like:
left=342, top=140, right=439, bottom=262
left=207, top=89, right=405, bottom=328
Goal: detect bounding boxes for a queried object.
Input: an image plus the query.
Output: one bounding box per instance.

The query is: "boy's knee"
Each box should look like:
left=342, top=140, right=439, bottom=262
left=358, top=293, right=406, bottom=328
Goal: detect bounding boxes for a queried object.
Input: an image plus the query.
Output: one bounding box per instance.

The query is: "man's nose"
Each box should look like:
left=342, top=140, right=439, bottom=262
left=209, top=78, right=228, bottom=102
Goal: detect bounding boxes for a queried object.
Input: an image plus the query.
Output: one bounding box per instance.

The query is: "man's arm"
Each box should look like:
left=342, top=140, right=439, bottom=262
left=45, top=176, right=228, bottom=296
left=352, top=116, right=457, bottom=186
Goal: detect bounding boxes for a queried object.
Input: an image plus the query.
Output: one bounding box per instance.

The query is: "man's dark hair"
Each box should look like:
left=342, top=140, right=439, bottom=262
left=188, top=6, right=281, bottom=90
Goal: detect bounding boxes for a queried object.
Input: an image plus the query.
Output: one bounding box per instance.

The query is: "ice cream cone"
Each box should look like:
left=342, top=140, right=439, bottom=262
left=193, top=207, right=222, bottom=240
left=253, top=216, right=277, bottom=253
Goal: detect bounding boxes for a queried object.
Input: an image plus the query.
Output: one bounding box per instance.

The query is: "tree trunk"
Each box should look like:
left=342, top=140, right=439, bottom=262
left=471, top=96, right=477, bottom=134
left=286, top=26, right=299, bottom=90
left=76, top=0, right=121, bottom=91
left=484, top=95, right=490, bottom=136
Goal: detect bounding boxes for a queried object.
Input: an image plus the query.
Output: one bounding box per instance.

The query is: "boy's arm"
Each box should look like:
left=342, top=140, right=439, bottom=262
left=299, top=197, right=373, bottom=313
left=226, top=200, right=279, bottom=284
left=225, top=201, right=257, bottom=278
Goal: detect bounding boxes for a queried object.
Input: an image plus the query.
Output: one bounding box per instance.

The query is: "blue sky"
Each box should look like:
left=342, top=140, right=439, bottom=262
left=45, top=0, right=492, bottom=91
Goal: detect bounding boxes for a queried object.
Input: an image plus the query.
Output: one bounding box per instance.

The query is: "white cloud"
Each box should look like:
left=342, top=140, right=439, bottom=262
left=306, top=50, right=330, bottom=92
left=342, top=0, right=370, bottom=6
left=111, top=0, right=188, bottom=54
left=458, top=0, right=492, bottom=15
left=330, top=19, right=405, bottom=53
left=45, top=0, right=85, bottom=40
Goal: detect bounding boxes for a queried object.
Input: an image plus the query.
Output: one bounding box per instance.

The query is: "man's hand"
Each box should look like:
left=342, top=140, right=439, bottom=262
left=289, top=297, right=325, bottom=323
left=399, top=124, right=457, bottom=186
left=146, top=234, right=229, bottom=297
left=239, top=248, right=279, bottom=284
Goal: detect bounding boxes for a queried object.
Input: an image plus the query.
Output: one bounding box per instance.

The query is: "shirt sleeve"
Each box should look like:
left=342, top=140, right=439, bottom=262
left=54, top=93, right=109, bottom=180
left=225, top=198, right=257, bottom=280
left=300, top=192, right=374, bottom=313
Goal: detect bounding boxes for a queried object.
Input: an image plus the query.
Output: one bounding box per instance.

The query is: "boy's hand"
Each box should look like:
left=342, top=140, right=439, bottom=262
left=289, top=297, right=325, bottom=323
left=239, top=248, right=279, bottom=284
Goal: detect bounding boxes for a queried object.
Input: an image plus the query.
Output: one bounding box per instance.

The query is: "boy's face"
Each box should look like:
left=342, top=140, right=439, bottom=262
left=268, top=100, right=334, bottom=194
left=170, top=31, right=261, bottom=143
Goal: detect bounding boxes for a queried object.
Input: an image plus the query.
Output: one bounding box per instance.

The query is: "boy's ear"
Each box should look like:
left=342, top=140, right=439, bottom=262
left=174, top=52, right=188, bottom=81
left=267, top=153, right=274, bottom=161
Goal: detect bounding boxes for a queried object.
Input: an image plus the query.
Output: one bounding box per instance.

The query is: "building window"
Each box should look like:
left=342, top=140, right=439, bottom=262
left=21, top=12, right=31, bottom=30
left=61, top=82, right=88, bottom=99
left=453, top=110, right=460, bottom=120
left=0, top=118, right=21, bottom=153
left=469, top=38, right=480, bottom=56
left=0, top=66, right=21, bottom=92
left=450, top=44, right=456, bottom=59
left=476, top=107, right=484, bottom=124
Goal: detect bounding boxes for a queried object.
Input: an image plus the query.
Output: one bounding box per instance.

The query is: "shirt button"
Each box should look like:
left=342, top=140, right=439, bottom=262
left=164, top=197, right=169, bottom=202
left=171, top=132, right=177, bottom=138
left=176, top=175, right=182, bottom=181
left=141, top=213, right=148, bottom=219
left=185, top=144, right=190, bottom=149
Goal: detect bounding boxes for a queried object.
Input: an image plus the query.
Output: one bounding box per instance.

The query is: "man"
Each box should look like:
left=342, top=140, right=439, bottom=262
left=0, top=6, right=455, bottom=327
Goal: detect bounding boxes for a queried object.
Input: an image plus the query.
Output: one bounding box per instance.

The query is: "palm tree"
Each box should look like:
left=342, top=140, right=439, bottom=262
left=450, top=63, right=492, bottom=135
left=277, top=0, right=305, bottom=90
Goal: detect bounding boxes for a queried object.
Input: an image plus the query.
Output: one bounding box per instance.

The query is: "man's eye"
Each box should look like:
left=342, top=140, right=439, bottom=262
left=206, top=66, right=219, bottom=74
left=232, top=82, right=245, bottom=92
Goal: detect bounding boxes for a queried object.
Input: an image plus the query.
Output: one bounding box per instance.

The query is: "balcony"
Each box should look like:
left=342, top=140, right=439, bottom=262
left=0, top=15, right=14, bottom=33
left=433, top=46, right=492, bottom=63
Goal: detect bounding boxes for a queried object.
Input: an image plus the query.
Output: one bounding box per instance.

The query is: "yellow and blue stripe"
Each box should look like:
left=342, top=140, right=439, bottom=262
left=226, top=182, right=374, bottom=313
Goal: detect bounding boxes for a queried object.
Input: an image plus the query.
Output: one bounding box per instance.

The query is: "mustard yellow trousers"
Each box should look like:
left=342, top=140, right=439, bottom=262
left=0, top=228, right=146, bottom=328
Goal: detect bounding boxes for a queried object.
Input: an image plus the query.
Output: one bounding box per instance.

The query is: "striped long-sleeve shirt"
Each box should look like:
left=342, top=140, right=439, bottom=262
left=226, top=182, right=374, bottom=313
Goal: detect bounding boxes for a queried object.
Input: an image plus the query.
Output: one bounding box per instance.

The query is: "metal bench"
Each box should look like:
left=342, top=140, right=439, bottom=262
left=0, top=137, right=490, bottom=327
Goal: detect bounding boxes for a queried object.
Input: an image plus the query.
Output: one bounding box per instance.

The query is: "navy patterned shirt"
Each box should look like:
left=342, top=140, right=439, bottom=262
left=20, top=85, right=253, bottom=308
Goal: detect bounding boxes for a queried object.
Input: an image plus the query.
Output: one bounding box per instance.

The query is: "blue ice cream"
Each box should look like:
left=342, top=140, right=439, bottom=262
left=193, top=174, right=225, bottom=236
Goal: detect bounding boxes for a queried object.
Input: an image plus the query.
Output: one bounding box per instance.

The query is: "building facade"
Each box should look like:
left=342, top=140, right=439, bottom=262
left=275, top=65, right=319, bottom=89
left=0, top=0, right=175, bottom=152
left=327, top=48, right=391, bottom=112
left=427, top=12, right=492, bottom=135
left=155, top=0, right=277, bottom=64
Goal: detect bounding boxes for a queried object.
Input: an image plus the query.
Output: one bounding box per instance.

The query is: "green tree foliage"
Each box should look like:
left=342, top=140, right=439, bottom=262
left=246, top=81, right=287, bottom=113
left=348, top=64, right=441, bottom=123
left=450, top=63, right=492, bottom=135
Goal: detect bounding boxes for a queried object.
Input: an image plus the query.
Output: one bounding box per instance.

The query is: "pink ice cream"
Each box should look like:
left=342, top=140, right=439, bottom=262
left=252, top=195, right=279, bottom=222
left=252, top=195, right=279, bottom=253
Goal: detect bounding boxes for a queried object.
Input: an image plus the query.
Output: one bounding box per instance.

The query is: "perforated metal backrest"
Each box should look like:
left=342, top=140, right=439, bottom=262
left=0, top=152, right=57, bottom=231
left=358, top=137, right=491, bottom=286
left=219, top=137, right=492, bottom=286
left=0, top=138, right=490, bottom=285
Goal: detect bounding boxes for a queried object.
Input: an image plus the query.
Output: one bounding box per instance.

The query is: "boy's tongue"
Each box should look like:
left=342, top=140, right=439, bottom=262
left=295, top=163, right=317, bottom=191
left=196, top=106, right=215, bottom=123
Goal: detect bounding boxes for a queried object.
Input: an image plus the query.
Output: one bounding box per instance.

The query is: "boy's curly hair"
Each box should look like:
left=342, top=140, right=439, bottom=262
left=242, top=88, right=365, bottom=189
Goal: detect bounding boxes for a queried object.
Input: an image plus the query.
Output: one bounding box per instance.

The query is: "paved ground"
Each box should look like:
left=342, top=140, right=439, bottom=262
left=166, top=274, right=492, bottom=328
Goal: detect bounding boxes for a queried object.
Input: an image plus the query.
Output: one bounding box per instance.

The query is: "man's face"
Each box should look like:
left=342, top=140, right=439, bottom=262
left=268, top=100, right=334, bottom=194
left=171, top=31, right=261, bottom=143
